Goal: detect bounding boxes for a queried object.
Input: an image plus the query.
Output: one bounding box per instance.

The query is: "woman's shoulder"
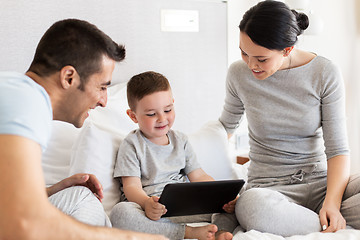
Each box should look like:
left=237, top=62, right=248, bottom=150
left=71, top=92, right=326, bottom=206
left=293, top=49, right=334, bottom=69
left=229, top=59, right=248, bottom=70
left=228, top=60, right=252, bottom=79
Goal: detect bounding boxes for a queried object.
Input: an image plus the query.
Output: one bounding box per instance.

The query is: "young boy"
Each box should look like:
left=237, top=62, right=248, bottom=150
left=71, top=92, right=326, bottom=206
left=110, top=71, right=234, bottom=240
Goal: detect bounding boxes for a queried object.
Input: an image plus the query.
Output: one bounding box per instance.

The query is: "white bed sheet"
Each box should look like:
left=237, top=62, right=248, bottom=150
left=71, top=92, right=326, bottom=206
left=185, top=224, right=360, bottom=240
left=233, top=227, right=360, bottom=240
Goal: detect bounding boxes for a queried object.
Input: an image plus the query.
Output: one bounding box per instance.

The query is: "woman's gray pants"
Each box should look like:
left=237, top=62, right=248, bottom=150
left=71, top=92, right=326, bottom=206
left=235, top=172, right=360, bottom=237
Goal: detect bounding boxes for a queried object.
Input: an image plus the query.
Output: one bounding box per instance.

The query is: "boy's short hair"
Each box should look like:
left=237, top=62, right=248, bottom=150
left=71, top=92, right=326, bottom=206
left=127, top=71, right=171, bottom=111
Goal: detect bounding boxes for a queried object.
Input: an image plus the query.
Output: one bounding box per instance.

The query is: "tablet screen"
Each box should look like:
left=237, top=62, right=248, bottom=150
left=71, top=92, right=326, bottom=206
left=159, top=179, right=245, bottom=217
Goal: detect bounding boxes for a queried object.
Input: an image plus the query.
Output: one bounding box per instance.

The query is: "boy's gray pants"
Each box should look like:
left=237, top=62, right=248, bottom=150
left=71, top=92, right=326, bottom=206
left=110, top=201, right=212, bottom=239
left=214, top=172, right=360, bottom=237
left=49, top=186, right=111, bottom=227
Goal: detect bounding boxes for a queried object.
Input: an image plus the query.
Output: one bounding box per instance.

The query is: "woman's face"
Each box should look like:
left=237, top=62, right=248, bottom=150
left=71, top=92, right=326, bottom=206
left=239, top=32, right=288, bottom=80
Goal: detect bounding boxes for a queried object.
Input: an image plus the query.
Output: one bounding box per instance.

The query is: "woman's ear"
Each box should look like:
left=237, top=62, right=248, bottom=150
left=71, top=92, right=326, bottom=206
left=283, top=46, right=294, bottom=57
left=126, top=109, right=138, bottom=123
left=59, top=66, right=78, bottom=89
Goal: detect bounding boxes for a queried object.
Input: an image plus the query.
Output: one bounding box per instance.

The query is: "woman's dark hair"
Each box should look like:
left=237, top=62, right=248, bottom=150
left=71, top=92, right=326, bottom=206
left=28, top=19, right=126, bottom=90
left=239, top=0, right=309, bottom=50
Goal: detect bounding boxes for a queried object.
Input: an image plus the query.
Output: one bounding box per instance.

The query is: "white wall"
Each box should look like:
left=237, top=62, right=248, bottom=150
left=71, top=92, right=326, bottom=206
left=0, top=0, right=228, bottom=135
left=227, top=0, right=360, bottom=173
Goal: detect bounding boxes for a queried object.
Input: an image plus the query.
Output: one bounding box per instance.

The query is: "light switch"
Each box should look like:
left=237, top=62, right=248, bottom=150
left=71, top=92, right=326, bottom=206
left=161, top=9, right=199, bottom=32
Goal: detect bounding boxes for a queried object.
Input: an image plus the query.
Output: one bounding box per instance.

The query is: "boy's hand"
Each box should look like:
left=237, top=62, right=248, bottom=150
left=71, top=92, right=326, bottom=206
left=144, top=196, right=167, bottom=220
left=222, top=196, right=238, bottom=213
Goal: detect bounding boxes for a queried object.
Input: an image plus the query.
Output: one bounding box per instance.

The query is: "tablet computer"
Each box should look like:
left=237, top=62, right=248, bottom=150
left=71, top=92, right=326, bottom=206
left=159, top=179, right=245, bottom=217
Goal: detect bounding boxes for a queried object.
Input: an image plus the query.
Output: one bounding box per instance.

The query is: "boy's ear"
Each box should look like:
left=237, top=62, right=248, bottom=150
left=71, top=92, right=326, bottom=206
left=126, top=109, right=138, bottom=123
left=59, top=65, right=78, bottom=89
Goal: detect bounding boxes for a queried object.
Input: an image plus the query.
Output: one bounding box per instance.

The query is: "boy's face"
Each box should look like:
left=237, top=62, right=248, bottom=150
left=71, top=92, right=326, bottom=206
left=127, top=90, right=175, bottom=144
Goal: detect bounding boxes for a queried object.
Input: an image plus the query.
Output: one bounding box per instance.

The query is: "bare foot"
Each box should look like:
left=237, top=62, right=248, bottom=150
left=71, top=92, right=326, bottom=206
left=185, top=224, right=218, bottom=240
left=215, top=230, right=233, bottom=240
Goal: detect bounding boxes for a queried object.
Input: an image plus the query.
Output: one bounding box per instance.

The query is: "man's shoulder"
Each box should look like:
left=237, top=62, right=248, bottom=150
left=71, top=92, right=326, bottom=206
left=0, top=71, right=52, bottom=150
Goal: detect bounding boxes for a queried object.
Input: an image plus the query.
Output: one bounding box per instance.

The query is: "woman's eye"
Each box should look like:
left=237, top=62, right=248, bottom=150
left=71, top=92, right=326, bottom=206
left=164, top=109, right=172, bottom=113
left=258, top=59, right=267, bottom=63
left=241, top=51, right=248, bottom=56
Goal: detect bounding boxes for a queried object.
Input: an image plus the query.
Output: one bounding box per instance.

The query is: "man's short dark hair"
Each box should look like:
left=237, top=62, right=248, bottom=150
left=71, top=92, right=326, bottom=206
left=28, top=19, right=126, bottom=90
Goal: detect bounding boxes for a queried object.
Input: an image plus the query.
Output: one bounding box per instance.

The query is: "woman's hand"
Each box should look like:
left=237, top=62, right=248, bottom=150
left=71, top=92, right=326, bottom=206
left=46, top=173, right=103, bottom=201
left=319, top=201, right=346, bottom=233
left=144, top=196, right=167, bottom=221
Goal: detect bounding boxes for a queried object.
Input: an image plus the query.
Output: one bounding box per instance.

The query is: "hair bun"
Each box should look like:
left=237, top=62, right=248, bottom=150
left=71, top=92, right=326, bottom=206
left=291, top=10, right=309, bottom=32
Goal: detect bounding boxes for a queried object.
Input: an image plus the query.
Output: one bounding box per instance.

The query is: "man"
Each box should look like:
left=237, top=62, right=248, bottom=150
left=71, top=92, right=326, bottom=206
left=0, top=19, right=167, bottom=240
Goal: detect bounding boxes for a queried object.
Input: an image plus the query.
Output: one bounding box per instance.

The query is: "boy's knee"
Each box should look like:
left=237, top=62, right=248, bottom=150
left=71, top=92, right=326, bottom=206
left=110, top=202, right=136, bottom=228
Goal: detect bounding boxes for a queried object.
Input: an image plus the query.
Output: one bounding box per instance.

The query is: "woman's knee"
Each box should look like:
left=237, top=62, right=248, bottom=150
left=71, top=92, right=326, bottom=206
left=235, top=188, right=285, bottom=230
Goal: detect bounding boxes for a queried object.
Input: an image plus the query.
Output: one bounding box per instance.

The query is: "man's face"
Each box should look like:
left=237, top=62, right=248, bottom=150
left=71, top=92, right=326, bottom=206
left=65, top=56, right=115, bottom=128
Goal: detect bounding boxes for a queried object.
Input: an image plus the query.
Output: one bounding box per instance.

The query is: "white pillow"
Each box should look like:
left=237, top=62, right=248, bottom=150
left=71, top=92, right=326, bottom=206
left=188, top=120, right=238, bottom=180
left=41, top=83, right=131, bottom=187
left=42, top=120, right=81, bottom=186
left=69, top=121, right=126, bottom=215
left=88, top=82, right=136, bottom=135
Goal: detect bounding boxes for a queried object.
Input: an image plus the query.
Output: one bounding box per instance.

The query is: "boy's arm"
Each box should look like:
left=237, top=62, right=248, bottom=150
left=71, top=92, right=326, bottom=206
left=122, top=176, right=166, bottom=220
left=187, top=168, right=214, bottom=182
left=122, top=176, right=151, bottom=208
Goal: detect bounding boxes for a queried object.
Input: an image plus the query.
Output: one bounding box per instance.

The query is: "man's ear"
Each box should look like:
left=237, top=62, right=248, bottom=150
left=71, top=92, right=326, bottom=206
left=126, top=109, right=138, bottom=123
left=59, top=66, right=78, bottom=89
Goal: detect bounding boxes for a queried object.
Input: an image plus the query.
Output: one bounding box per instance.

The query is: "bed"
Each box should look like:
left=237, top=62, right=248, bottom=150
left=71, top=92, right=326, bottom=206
left=42, top=83, right=360, bottom=239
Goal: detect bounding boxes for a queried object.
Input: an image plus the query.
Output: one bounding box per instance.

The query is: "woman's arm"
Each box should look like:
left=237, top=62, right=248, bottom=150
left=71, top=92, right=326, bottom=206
left=319, top=154, right=350, bottom=232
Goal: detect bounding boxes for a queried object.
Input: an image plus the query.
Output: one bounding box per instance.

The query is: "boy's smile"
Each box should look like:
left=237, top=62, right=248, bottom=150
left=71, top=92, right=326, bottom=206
left=127, top=90, right=175, bottom=145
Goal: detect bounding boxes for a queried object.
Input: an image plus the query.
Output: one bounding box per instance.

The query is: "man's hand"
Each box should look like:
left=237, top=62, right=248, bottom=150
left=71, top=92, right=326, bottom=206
left=46, top=173, right=103, bottom=201
left=144, top=196, right=167, bottom=220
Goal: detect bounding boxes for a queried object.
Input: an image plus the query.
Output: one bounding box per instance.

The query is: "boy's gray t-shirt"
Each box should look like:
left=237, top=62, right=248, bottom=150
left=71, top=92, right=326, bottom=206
left=114, top=129, right=201, bottom=200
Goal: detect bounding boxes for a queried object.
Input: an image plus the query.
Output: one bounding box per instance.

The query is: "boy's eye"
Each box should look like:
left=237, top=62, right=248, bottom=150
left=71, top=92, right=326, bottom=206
left=146, top=113, right=155, bottom=117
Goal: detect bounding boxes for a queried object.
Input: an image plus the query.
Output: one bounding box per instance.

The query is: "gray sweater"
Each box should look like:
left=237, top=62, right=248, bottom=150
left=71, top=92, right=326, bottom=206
left=219, top=56, right=349, bottom=183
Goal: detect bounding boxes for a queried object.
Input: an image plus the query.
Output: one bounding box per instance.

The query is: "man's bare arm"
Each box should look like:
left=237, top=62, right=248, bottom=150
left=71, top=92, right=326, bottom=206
left=0, top=135, right=167, bottom=240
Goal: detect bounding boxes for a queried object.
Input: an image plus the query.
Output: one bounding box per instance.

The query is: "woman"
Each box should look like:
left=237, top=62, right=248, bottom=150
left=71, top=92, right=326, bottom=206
left=218, top=0, right=360, bottom=237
